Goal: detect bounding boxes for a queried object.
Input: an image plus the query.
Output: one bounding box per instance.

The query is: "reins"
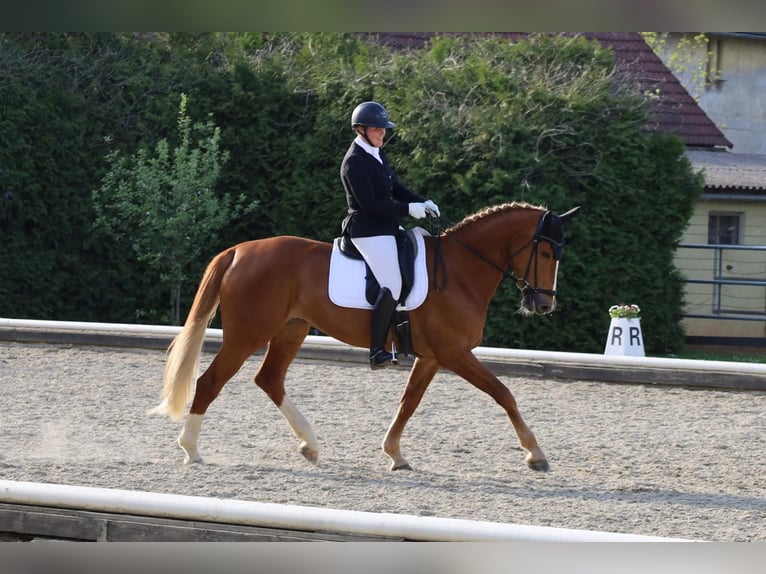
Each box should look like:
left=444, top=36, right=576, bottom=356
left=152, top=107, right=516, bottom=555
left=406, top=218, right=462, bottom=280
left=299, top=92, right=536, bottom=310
left=452, top=235, right=525, bottom=280
left=423, top=216, right=445, bottom=291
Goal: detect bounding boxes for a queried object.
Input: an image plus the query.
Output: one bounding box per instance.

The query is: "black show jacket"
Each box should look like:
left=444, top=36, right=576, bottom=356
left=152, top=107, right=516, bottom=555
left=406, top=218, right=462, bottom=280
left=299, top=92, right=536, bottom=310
left=340, top=141, right=425, bottom=238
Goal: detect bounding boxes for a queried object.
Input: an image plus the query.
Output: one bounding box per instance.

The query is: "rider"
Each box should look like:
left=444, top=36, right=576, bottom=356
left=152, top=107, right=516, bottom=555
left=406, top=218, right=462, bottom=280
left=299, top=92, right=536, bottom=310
left=340, top=101, right=440, bottom=370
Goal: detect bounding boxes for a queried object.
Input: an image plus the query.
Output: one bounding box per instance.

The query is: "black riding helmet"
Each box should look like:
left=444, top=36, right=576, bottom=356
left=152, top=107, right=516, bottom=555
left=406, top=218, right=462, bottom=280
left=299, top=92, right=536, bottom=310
left=351, top=101, right=396, bottom=129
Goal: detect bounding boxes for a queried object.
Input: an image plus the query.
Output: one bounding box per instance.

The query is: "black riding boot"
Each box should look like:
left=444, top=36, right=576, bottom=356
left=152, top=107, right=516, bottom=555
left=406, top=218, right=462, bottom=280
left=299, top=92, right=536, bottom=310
left=369, top=287, right=398, bottom=370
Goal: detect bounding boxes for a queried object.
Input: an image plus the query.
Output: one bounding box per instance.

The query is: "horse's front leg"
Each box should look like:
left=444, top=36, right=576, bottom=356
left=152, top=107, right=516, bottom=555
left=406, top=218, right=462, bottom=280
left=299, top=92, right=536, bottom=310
left=382, top=357, right=440, bottom=470
left=443, top=350, right=549, bottom=471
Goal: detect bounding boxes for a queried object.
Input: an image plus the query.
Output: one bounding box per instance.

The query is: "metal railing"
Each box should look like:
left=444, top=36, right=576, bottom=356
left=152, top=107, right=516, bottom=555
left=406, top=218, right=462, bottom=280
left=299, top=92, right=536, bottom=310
left=677, top=243, right=766, bottom=322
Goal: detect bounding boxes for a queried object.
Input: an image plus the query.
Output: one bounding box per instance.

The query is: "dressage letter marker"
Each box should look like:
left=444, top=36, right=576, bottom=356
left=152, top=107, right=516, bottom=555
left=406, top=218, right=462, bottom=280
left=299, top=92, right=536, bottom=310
left=604, top=318, right=645, bottom=356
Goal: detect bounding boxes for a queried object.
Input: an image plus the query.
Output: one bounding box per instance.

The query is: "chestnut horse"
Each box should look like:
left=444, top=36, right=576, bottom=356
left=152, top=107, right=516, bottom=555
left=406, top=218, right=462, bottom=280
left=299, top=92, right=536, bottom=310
left=150, top=201, right=579, bottom=472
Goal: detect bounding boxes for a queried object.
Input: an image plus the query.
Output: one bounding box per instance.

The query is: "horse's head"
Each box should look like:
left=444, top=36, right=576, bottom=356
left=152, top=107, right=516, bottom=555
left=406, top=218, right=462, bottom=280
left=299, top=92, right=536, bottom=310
left=512, top=206, right=580, bottom=316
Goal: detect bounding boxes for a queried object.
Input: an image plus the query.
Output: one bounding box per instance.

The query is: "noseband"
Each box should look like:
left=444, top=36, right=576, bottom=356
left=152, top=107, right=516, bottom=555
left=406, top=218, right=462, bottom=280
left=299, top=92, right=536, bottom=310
left=448, top=210, right=564, bottom=298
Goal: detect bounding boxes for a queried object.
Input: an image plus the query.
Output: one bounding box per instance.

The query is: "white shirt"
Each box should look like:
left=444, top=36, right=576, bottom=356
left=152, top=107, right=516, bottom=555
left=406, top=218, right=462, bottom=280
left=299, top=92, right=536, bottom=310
left=354, top=135, right=382, bottom=164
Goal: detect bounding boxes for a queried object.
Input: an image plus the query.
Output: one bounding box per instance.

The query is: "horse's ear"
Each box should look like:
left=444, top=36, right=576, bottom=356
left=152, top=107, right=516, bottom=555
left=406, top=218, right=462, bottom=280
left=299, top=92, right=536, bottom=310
left=559, top=206, right=581, bottom=223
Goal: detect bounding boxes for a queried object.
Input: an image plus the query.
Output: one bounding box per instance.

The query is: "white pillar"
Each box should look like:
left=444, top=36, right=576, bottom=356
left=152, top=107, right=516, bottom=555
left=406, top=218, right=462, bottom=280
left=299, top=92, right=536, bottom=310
left=604, top=317, right=645, bottom=356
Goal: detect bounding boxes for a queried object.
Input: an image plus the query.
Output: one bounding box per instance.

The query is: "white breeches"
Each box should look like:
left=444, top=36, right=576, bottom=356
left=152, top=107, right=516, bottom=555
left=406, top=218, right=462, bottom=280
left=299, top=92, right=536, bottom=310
left=350, top=235, right=402, bottom=300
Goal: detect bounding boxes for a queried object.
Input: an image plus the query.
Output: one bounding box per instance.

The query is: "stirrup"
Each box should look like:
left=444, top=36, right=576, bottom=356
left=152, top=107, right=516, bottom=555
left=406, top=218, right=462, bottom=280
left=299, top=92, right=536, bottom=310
left=370, top=347, right=394, bottom=370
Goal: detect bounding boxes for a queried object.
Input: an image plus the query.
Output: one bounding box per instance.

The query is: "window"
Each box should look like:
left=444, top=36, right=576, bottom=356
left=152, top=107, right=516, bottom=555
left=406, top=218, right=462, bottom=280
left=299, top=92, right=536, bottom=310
left=708, top=213, right=741, bottom=245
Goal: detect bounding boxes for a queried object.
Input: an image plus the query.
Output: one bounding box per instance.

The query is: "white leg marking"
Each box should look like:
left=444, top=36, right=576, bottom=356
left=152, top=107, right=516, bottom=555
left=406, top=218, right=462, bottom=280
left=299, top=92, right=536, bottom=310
left=177, top=413, right=204, bottom=464
left=279, top=394, right=319, bottom=463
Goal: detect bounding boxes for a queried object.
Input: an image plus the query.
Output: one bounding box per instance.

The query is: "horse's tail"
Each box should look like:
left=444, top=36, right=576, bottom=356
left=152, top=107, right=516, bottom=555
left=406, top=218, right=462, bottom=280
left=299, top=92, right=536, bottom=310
left=148, top=248, right=236, bottom=421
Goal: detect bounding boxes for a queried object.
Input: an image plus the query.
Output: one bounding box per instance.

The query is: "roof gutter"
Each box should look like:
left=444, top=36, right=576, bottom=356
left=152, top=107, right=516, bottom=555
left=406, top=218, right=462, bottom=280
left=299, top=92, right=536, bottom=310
left=702, top=193, right=766, bottom=202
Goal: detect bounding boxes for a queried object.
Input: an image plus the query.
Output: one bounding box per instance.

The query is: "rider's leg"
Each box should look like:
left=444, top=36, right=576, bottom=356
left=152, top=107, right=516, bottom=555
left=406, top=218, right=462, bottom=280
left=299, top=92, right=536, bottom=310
left=350, top=235, right=401, bottom=369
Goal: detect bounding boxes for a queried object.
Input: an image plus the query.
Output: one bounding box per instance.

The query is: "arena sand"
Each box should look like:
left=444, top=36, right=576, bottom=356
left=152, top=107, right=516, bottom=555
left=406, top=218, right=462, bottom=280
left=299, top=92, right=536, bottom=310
left=0, top=341, right=764, bottom=542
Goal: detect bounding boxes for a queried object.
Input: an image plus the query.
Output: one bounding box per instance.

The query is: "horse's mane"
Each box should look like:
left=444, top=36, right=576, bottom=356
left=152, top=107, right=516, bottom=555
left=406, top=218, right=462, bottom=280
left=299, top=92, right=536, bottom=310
left=444, top=201, right=546, bottom=234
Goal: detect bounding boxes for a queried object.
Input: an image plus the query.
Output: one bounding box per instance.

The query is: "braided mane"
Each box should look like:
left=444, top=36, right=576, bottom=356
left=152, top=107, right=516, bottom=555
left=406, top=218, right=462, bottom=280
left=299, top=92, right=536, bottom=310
left=444, top=201, right=546, bottom=234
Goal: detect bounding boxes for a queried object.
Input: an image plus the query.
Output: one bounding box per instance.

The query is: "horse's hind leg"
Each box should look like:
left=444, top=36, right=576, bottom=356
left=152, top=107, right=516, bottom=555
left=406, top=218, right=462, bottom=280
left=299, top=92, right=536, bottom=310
left=254, top=319, right=319, bottom=464
left=382, top=356, right=440, bottom=470
left=178, top=343, right=255, bottom=464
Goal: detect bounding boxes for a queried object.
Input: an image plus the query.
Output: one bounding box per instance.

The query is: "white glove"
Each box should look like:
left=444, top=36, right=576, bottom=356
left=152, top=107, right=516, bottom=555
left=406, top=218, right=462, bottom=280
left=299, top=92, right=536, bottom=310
left=408, top=203, right=427, bottom=219
left=423, top=199, right=440, bottom=217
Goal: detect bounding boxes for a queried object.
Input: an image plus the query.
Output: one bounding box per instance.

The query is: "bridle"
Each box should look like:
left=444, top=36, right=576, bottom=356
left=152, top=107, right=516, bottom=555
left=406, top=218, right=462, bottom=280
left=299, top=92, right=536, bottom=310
left=513, top=210, right=564, bottom=300
left=431, top=211, right=564, bottom=300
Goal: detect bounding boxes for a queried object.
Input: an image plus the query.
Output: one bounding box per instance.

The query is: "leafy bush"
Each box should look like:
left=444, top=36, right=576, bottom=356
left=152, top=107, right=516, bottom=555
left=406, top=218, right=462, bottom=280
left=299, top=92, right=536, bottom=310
left=0, top=32, right=702, bottom=353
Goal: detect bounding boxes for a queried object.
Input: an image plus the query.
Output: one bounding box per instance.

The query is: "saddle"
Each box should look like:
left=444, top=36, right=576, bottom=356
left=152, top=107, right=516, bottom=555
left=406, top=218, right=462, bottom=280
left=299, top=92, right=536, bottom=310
left=332, top=228, right=423, bottom=357
left=338, top=228, right=416, bottom=306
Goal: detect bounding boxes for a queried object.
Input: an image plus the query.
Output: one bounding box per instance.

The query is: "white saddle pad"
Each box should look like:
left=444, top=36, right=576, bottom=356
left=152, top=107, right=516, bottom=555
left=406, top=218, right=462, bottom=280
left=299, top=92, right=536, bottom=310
left=328, top=227, right=430, bottom=310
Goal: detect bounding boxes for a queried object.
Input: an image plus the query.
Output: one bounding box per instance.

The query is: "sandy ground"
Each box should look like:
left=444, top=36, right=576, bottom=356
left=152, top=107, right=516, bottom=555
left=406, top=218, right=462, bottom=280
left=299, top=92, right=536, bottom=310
left=0, top=340, right=764, bottom=542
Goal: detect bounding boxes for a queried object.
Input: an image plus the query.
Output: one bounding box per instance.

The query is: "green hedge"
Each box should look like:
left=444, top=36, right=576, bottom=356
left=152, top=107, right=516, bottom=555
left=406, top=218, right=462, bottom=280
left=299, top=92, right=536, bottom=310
left=0, top=32, right=702, bottom=353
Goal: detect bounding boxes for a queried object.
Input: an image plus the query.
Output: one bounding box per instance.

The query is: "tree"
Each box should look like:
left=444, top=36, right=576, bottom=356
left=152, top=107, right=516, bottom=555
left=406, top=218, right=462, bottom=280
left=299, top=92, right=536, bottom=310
left=92, top=93, right=257, bottom=324
left=236, top=32, right=702, bottom=353
left=641, top=32, right=719, bottom=101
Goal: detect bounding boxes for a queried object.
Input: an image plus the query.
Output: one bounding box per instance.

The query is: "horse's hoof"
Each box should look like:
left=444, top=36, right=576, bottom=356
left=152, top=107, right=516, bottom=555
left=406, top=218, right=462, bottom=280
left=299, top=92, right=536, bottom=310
left=391, top=463, right=413, bottom=471
left=527, top=459, right=550, bottom=472
left=183, top=454, right=204, bottom=465
left=301, top=445, right=319, bottom=465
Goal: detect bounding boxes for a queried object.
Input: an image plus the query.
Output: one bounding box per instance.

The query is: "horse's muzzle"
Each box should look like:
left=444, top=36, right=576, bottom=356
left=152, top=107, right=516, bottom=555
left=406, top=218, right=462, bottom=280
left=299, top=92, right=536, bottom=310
left=523, top=291, right=556, bottom=315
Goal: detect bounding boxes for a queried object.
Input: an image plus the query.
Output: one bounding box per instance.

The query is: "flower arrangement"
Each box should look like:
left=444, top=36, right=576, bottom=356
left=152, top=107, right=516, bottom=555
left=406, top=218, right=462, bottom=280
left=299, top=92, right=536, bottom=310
left=608, top=303, right=641, bottom=319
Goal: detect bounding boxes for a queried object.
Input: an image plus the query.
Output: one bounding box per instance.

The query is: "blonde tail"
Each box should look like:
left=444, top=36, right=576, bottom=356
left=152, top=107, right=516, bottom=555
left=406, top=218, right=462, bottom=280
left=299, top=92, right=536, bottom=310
left=147, top=248, right=236, bottom=421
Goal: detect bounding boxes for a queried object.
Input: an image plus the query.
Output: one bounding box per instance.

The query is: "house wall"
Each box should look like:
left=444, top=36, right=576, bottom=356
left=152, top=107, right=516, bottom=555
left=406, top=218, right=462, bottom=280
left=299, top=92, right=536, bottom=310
left=676, top=198, right=766, bottom=340
left=659, top=33, right=766, bottom=341
left=664, top=32, right=766, bottom=154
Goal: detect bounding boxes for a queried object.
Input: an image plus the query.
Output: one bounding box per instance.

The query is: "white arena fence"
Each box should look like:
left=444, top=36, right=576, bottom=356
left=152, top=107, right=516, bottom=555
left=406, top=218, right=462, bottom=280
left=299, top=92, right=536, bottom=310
left=0, top=480, right=693, bottom=542
left=2, top=317, right=766, bottom=378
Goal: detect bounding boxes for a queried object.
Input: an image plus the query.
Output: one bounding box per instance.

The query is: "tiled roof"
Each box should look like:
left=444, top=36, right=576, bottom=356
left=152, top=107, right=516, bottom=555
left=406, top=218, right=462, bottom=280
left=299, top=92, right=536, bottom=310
left=686, top=149, right=766, bottom=192
left=368, top=32, right=733, bottom=150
